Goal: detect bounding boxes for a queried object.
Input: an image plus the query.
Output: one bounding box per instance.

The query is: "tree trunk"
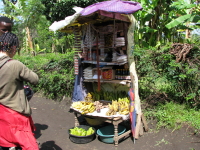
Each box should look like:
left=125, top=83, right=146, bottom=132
left=185, top=29, right=191, bottom=39
left=25, top=27, right=34, bottom=55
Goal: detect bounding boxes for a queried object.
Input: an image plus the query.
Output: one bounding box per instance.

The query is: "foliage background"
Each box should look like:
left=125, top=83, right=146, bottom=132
left=14, top=53, right=75, bottom=101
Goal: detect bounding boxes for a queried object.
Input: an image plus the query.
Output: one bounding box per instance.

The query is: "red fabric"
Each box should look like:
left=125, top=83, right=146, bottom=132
left=0, top=104, right=39, bottom=150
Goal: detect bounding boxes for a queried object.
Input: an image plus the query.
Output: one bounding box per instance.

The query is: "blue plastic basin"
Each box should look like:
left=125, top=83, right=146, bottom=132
left=97, top=125, right=126, bottom=143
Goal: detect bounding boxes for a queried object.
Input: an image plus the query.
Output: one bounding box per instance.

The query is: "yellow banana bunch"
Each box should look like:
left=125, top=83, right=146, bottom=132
left=118, top=100, right=130, bottom=115
left=85, top=93, right=94, bottom=102
left=112, top=100, right=119, bottom=112
left=106, top=102, right=118, bottom=116
left=106, top=104, right=114, bottom=116
left=80, top=102, right=96, bottom=114
left=88, top=106, right=96, bottom=113
left=72, top=101, right=96, bottom=114
left=105, top=97, right=131, bottom=116
left=71, top=101, right=83, bottom=109
left=119, top=109, right=129, bottom=115
left=118, top=97, right=130, bottom=103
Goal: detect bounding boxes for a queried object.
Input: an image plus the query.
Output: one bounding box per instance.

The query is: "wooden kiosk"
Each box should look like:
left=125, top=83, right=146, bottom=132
left=50, top=1, right=148, bottom=146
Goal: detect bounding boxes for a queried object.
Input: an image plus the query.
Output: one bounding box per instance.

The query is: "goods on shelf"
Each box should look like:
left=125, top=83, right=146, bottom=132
left=115, top=68, right=130, bottom=80
left=116, top=55, right=127, bottom=65
left=83, top=67, right=93, bottom=79
left=115, top=37, right=125, bottom=47
left=102, top=67, right=115, bottom=80
left=92, top=68, right=102, bottom=79
left=112, top=52, right=117, bottom=62
left=78, top=22, right=131, bottom=85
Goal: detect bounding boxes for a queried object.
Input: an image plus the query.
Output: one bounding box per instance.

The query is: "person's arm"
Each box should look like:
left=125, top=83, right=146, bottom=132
left=17, top=61, right=39, bottom=85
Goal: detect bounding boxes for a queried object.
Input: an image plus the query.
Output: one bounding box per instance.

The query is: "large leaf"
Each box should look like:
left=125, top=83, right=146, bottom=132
left=188, top=15, right=200, bottom=23
left=171, top=2, right=195, bottom=10
left=176, top=24, right=193, bottom=30
left=144, top=14, right=154, bottom=22
left=165, top=14, right=192, bottom=29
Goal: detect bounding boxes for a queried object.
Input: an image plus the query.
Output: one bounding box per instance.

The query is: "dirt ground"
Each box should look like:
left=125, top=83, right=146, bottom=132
left=29, top=95, right=200, bottom=150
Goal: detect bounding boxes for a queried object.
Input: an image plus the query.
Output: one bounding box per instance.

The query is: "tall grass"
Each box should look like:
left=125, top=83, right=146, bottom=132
left=144, top=101, right=200, bottom=131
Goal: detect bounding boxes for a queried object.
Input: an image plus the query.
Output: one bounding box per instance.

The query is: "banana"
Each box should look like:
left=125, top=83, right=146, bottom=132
left=121, top=110, right=129, bottom=115
left=81, top=110, right=90, bottom=114
left=87, top=103, right=93, bottom=110
left=89, top=106, right=95, bottom=113
left=72, top=102, right=84, bottom=109
left=113, top=103, right=118, bottom=112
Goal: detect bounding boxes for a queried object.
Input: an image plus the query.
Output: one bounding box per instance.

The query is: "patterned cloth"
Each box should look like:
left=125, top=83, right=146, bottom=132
left=128, top=88, right=136, bottom=138
left=72, top=58, right=87, bottom=102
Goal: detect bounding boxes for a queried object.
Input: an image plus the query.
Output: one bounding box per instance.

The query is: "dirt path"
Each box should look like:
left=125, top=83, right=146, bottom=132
left=30, top=96, right=200, bottom=150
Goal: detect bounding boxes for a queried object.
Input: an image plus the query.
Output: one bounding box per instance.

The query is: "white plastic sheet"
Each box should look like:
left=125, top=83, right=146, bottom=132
left=49, top=7, right=83, bottom=32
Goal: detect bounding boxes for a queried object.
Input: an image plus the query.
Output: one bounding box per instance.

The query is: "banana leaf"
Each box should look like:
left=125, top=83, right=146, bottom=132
left=165, top=14, right=192, bottom=29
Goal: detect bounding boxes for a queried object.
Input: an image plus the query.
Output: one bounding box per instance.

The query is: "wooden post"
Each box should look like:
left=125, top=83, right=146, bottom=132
left=135, top=112, right=141, bottom=139
left=141, top=113, right=149, bottom=132
left=127, top=14, right=148, bottom=140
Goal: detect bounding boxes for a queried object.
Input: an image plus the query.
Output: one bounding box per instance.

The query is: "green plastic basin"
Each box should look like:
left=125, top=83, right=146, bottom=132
left=97, top=125, right=126, bottom=143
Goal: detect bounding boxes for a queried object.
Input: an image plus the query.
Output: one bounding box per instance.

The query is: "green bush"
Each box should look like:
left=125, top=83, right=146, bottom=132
left=14, top=52, right=75, bottom=101
left=135, top=44, right=200, bottom=109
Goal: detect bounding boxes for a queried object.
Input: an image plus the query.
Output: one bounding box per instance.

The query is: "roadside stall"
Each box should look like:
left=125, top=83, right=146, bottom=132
left=49, top=0, right=148, bottom=146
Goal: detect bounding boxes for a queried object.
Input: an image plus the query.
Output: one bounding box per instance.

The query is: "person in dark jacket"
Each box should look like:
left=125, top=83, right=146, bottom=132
left=0, top=32, right=39, bottom=150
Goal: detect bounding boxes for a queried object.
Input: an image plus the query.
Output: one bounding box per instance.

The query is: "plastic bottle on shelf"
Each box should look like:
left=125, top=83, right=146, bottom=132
left=127, top=69, right=130, bottom=79
left=124, top=69, right=128, bottom=80
left=115, top=69, right=118, bottom=80
left=92, top=51, right=96, bottom=61
left=121, top=69, right=123, bottom=80
left=119, top=69, right=122, bottom=80
left=122, top=69, right=126, bottom=80
left=117, top=69, right=120, bottom=80
left=116, top=69, right=119, bottom=80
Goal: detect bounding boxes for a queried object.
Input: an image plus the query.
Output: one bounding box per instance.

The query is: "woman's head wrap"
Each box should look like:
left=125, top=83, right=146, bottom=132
left=0, top=32, right=19, bottom=53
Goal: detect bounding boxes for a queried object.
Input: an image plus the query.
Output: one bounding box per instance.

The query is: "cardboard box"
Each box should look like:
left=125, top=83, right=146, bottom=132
left=101, top=67, right=115, bottom=80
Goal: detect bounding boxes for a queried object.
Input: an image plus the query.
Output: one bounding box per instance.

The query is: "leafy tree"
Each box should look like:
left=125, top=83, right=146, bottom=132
left=2, top=0, right=18, bottom=5
left=165, top=0, right=200, bottom=39
left=41, top=0, right=105, bottom=22
left=2, top=0, right=71, bottom=54
left=133, top=0, right=200, bottom=47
